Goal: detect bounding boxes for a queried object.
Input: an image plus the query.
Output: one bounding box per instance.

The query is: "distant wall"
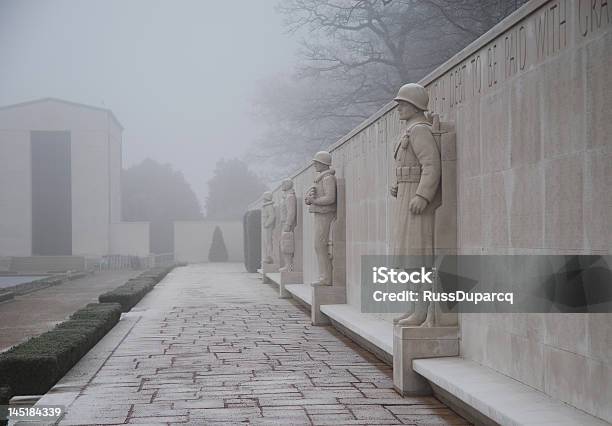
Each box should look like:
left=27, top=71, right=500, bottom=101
left=71, top=129, right=110, bottom=256
left=174, top=221, right=243, bottom=263
left=110, top=222, right=150, bottom=257
left=8, top=256, right=86, bottom=273
left=248, top=0, right=611, bottom=421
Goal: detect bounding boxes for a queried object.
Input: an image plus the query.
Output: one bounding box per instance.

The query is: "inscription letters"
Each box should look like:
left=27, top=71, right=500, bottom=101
left=579, top=0, right=611, bottom=36
left=536, top=0, right=567, bottom=60
left=424, top=0, right=602, bottom=114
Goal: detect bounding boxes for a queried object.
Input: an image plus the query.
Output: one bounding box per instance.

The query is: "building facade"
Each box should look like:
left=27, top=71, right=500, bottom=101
left=0, top=98, right=146, bottom=258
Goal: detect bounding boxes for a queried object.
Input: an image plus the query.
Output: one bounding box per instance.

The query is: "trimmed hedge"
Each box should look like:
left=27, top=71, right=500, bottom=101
left=243, top=209, right=261, bottom=273
left=98, top=266, right=173, bottom=312
left=0, top=302, right=121, bottom=396
left=0, top=386, right=10, bottom=426
left=208, top=226, right=229, bottom=262
left=0, top=385, right=11, bottom=404
left=0, top=291, right=14, bottom=303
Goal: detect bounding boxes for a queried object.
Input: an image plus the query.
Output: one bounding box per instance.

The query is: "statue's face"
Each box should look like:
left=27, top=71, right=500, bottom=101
left=313, top=161, right=328, bottom=172
left=282, top=180, right=293, bottom=191
left=397, top=100, right=419, bottom=121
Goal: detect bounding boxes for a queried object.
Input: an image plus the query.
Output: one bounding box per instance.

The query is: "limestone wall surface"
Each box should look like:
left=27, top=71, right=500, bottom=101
left=110, top=222, right=150, bottom=258
left=425, top=0, right=611, bottom=420
left=0, top=129, right=31, bottom=256
left=71, top=129, right=111, bottom=257
left=249, top=0, right=611, bottom=420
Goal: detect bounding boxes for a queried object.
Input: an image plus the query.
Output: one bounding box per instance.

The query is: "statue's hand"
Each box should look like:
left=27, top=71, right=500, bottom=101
left=282, top=224, right=291, bottom=232
left=390, top=185, right=398, bottom=198
left=409, top=195, right=428, bottom=214
left=304, top=195, right=312, bottom=205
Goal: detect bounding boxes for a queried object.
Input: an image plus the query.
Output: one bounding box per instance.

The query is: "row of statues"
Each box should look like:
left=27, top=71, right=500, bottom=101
left=262, top=178, right=300, bottom=272
left=262, top=82, right=442, bottom=327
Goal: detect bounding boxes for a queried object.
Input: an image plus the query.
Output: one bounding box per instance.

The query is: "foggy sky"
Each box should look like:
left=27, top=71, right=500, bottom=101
left=0, top=0, right=297, bottom=208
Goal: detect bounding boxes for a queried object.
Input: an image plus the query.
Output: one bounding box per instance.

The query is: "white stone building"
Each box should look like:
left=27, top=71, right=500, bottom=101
left=0, top=98, right=149, bottom=259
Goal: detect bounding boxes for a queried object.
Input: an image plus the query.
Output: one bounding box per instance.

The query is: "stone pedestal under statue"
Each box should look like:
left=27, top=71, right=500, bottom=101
left=279, top=270, right=303, bottom=298
left=311, top=285, right=346, bottom=325
left=393, top=326, right=459, bottom=396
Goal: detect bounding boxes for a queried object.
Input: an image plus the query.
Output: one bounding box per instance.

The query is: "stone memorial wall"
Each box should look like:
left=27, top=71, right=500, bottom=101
left=249, top=0, right=611, bottom=420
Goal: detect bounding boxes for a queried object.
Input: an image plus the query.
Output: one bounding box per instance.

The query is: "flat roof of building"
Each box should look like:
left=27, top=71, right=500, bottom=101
left=0, top=97, right=123, bottom=130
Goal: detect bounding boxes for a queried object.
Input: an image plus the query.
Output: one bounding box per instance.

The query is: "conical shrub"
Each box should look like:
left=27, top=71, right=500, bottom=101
left=208, top=225, right=229, bottom=262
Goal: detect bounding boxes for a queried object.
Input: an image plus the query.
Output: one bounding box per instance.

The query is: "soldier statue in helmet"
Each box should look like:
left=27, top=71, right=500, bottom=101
left=390, top=83, right=442, bottom=327
left=304, top=151, right=337, bottom=286
left=279, top=178, right=297, bottom=272
left=261, top=191, right=276, bottom=265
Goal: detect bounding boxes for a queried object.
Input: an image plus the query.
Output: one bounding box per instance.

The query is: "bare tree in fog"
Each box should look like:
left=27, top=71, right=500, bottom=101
left=122, top=159, right=203, bottom=254
left=253, top=0, right=526, bottom=174
left=205, top=159, right=267, bottom=220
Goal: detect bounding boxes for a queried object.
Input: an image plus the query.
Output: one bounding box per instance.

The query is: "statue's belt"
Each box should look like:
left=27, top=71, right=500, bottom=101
left=396, top=166, right=422, bottom=183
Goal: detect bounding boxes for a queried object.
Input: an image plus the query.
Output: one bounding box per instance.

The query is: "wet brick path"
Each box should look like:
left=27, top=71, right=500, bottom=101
left=58, top=264, right=468, bottom=425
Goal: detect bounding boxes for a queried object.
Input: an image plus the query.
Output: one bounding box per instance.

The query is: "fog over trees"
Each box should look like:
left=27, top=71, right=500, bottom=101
left=205, top=159, right=267, bottom=220
left=122, top=159, right=203, bottom=254
left=252, top=0, right=527, bottom=176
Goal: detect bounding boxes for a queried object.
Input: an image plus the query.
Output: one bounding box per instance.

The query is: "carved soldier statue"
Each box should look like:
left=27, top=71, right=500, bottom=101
left=279, top=178, right=297, bottom=271
left=304, top=151, right=337, bottom=286
left=261, top=191, right=276, bottom=264
left=390, top=83, right=442, bottom=327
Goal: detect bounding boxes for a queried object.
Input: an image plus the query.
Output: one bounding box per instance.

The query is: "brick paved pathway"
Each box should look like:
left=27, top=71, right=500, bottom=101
left=57, top=264, right=468, bottom=425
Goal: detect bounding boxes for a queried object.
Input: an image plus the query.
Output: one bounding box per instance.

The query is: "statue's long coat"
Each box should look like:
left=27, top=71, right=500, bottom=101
left=390, top=121, right=441, bottom=257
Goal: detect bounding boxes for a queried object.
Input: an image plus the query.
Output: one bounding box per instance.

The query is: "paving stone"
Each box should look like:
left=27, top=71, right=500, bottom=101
left=397, top=414, right=472, bottom=425
left=350, top=405, right=399, bottom=420
left=173, top=399, right=225, bottom=409
left=310, top=413, right=356, bottom=423
left=127, top=415, right=189, bottom=423
left=189, top=407, right=262, bottom=422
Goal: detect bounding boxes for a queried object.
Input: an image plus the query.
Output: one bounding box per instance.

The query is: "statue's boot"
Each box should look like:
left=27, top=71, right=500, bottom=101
left=421, top=298, right=435, bottom=327
left=279, top=255, right=293, bottom=272
left=394, top=301, right=429, bottom=326
left=311, top=278, right=331, bottom=286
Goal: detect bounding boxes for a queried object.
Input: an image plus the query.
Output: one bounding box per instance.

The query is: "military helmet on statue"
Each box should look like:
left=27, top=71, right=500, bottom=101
left=281, top=178, right=293, bottom=190
left=263, top=191, right=273, bottom=201
left=394, top=83, right=429, bottom=111
left=312, top=151, right=332, bottom=166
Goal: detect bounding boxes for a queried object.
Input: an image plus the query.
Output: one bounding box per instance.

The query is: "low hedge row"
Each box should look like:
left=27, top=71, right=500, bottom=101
left=0, top=302, right=122, bottom=396
left=0, top=291, right=14, bottom=303
left=98, top=266, right=173, bottom=312
left=0, top=386, right=10, bottom=426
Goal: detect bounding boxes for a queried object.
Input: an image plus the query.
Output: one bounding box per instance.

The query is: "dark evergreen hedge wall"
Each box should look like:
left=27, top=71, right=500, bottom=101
left=243, top=209, right=261, bottom=273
